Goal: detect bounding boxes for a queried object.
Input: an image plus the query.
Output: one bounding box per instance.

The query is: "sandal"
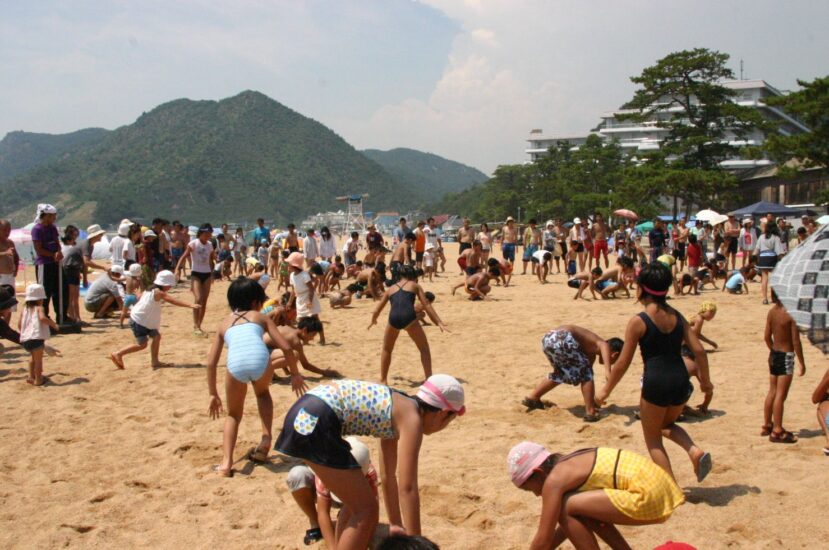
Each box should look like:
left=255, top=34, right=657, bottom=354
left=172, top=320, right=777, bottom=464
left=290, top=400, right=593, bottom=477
left=769, top=430, right=798, bottom=444
left=211, top=465, right=234, bottom=478
left=303, top=527, right=323, bottom=545
left=583, top=413, right=601, bottom=423
left=522, top=398, right=546, bottom=411
left=696, top=452, right=713, bottom=482
left=760, top=424, right=772, bottom=436
left=249, top=440, right=272, bottom=463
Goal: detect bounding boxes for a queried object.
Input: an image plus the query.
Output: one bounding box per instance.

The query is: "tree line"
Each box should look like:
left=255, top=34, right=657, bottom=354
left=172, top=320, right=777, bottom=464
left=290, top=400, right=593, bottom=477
left=436, top=48, right=828, bottom=223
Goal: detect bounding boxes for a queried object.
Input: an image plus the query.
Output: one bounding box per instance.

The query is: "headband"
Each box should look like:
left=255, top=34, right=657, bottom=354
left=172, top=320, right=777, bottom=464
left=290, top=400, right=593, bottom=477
left=640, top=284, right=668, bottom=296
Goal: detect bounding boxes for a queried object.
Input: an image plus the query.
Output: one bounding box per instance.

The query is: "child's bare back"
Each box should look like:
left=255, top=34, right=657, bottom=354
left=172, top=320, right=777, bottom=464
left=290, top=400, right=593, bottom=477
left=766, top=305, right=796, bottom=352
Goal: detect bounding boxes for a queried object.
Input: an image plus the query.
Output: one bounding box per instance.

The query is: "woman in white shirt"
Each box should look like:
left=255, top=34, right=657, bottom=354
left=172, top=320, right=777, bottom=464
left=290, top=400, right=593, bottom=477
left=175, top=224, right=216, bottom=337
left=319, top=227, right=337, bottom=262
left=756, top=225, right=784, bottom=304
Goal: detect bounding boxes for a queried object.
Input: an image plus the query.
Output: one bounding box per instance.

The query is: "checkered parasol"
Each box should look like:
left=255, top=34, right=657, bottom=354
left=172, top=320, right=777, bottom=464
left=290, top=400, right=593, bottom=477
left=770, top=223, right=829, bottom=354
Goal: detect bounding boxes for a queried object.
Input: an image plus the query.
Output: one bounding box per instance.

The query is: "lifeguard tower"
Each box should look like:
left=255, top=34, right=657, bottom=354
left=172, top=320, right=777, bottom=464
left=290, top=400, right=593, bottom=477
left=336, top=193, right=369, bottom=235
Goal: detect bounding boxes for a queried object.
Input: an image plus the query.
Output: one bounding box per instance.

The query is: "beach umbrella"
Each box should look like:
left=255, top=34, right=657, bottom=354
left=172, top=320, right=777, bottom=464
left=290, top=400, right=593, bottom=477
left=816, top=214, right=829, bottom=226
left=9, top=228, right=32, bottom=245
left=695, top=209, right=720, bottom=222
left=708, top=214, right=729, bottom=226
left=613, top=209, right=638, bottom=220
left=636, top=221, right=654, bottom=232
left=770, top=223, right=829, bottom=354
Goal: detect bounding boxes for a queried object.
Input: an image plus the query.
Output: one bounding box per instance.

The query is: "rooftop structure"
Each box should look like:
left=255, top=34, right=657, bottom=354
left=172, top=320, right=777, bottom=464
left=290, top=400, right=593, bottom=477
left=526, top=79, right=809, bottom=169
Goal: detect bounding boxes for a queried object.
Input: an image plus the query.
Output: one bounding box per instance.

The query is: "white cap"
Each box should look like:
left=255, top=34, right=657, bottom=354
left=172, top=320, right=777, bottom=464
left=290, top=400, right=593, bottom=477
left=128, top=264, right=142, bottom=278
left=573, top=217, right=581, bottom=224
left=120, top=219, right=133, bottom=226
left=25, top=283, right=47, bottom=302
left=143, top=230, right=157, bottom=238
left=154, top=270, right=176, bottom=287
left=416, top=374, right=466, bottom=415
left=109, top=265, right=124, bottom=276
left=118, top=223, right=132, bottom=237
left=344, top=437, right=371, bottom=475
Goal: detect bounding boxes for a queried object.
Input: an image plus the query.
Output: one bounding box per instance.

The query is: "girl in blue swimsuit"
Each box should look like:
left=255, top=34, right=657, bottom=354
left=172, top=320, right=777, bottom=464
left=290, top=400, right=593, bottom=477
left=369, top=265, right=447, bottom=385
left=597, top=262, right=714, bottom=483
left=206, top=278, right=307, bottom=477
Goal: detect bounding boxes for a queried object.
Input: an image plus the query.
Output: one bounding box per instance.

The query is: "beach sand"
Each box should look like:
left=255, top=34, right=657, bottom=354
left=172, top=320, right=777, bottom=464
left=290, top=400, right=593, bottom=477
left=1, top=249, right=828, bottom=549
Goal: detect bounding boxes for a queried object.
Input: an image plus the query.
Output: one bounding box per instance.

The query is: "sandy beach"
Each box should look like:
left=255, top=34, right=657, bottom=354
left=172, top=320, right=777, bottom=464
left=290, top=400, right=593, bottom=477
left=1, top=248, right=828, bottom=549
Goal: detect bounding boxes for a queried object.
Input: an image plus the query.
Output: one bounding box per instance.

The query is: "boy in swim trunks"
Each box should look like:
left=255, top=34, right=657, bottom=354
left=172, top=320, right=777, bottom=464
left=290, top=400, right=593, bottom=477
left=487, top=258, right=512, bottom=287
left=591, top=257, right=634, bottom=299
left=568, top=267, right=602, bottom=300
left=762, top=289, right=806, bottom=443
left=451, top=267, right=498, bottom=300
left=522, top=326, right=623, bottom=422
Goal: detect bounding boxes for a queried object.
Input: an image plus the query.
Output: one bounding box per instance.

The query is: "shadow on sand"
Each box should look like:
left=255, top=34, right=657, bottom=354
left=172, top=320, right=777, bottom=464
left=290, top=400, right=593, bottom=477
left=684, top=484, right=761, bottom=506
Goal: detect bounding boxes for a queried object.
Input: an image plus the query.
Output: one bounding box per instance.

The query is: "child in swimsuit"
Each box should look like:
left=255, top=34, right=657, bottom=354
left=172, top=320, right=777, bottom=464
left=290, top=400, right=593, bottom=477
left=811, top=367, right=829, bottom=456
left=522, top=326, right=623, bottom=422
left=762, top=289, right=806, bottom=444
left=596, top=262, right=713, bottom=482
left=276, top=375, right=465, bottom=547
left=369, top=265, right=447, bottom=385
left=508, top=441, right=684, bottom=549
left=682, top=301, right=718, bottom=415
left=206, top=277, right=306, bottom=477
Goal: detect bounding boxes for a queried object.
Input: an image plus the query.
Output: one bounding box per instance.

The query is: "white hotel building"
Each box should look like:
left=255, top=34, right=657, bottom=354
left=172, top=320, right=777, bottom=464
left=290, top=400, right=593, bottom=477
left=525, top=79, right=809, bottom=170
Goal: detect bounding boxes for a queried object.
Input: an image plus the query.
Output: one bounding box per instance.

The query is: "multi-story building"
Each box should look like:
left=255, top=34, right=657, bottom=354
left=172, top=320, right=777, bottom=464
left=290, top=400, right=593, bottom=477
left=526, top=79, right=810, bottom=170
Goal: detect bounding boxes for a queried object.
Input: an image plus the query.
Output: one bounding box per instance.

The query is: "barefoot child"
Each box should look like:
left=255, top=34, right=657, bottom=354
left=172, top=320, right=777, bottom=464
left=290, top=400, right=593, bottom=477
left=370, top=265, right=447, bottom=384
left=762, top=289, right=806, bottom=443
left=682, top=302, right=718, bottom=415
left=266, top=317, right=342, bottom=379
left=596, top=262, right=714, bottom=482
left=206, top=277, right=306, bottom=477
left=812, top=367, right=829, bottom=456
left=119, top=264, right=144, bottom=328
left=567, top=267, right=602, bottom=300
left=288, top=252, right=325, bottom=345
left=110, top=271, right=200, bottom=369
left=19, top=284, right=59, bottom=386
left=276, top=375, right=465, bottom=548
left=522, top=326, right=622, bottom=422
left=507, top=441, right=684, bottom=549
left=591, top=257, right=634, bottom=299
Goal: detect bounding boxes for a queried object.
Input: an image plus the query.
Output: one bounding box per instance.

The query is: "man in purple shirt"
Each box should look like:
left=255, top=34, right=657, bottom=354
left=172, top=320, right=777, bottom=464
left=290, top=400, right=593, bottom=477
left=31, top=204, right=66, bottom=320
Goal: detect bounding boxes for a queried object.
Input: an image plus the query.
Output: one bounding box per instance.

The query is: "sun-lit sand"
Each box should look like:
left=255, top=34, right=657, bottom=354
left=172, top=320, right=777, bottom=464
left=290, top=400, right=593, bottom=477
left=1, top=247, right=828, bottom=549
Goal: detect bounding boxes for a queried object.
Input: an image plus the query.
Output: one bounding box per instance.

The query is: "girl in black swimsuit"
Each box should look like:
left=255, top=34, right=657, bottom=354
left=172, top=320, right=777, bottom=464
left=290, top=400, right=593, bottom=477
left=596, top=262, right=714, bottom=483
left=368, top=265, right=448, bottom=385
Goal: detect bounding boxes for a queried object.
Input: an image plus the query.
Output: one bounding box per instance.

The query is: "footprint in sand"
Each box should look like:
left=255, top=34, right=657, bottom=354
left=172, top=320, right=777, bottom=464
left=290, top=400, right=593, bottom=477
left=60, top=524, right=95, bottom=534
left=89, top=492, right=115, bottom=504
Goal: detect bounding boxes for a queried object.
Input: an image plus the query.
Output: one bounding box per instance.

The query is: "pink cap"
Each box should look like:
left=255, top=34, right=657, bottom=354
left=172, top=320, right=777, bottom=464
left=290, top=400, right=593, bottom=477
left=287, top=252, right=304, bottom=269
left=416, top=374, right=465, bottom=415
left=507, top=441, right=551, bottom=487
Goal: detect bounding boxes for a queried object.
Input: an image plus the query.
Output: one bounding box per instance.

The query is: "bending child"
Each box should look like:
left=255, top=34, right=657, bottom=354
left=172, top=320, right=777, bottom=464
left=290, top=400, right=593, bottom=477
left=522, top=325, right=622, bottom=422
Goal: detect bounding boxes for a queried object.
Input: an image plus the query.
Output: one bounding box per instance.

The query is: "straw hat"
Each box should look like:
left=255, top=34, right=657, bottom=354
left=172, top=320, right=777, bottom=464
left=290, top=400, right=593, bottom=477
left=86, top=224, right=106, bottom=240
left=25, top=283, right=47, bottom=302
left=143, top=230, right=157, bottom=238
left=506, top=216, right=515, bottom=222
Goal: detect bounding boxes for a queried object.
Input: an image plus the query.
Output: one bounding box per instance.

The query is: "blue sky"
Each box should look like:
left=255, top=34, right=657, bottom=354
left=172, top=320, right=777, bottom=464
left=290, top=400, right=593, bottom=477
left=1, top=0, right=828, bottom=174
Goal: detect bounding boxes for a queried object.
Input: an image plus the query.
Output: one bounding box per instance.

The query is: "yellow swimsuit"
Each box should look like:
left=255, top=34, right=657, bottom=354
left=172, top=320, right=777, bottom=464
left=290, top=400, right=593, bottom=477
left=578, top=447, right=685, bottom=521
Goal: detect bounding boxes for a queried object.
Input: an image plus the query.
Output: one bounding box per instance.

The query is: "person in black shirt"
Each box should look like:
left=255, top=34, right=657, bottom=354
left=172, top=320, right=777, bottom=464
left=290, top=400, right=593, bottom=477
left=648, top=219, right=668, bottom=263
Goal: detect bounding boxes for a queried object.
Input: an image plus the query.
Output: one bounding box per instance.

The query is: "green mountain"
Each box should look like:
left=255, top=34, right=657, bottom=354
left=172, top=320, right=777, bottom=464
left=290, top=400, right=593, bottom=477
left=362, top=148, right=487, bottom=200
left=0, top=91, right=424, bottom=226
left=0, top=128, right=110, bottom=183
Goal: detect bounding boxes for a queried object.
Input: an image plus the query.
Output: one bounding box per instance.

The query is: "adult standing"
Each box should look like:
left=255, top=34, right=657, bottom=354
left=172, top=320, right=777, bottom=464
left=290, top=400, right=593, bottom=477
left=521, top=219, right=542, bottom=275
left=569, top=218, right=586, bottom=271
left=739, top=218, right=757, bottom=269
left=457, top=218, right=475, bottom=255
left=648, top=219, right=668, bottom=264
left=394, top=218, right=409, bottom=249
left=365, top=224, right=386, bottom=265
left=253, top=218, right=270, bottom=247
left=319, top=227, right=337, bottom=262
left=724, top=213, right=741, bottom=270
left=592, top=213, right=610, bottom=269
left=756, top=224, right=784, bottom=305
left=426, top=217, right=445, bottom=272
left=109, top=222, right=131, bottom=268
left=674, top=217, right=689, bottom=271
left=413, top=221, right=426, bottom=270
left=501, top=216, right=518, bottom=265
left=82, top=224, right=109, bottom=281
left=477, top=223, right=493, bottom=263
left=777, top=218, right=791, bottom=253
left=303, top=229, right=319, bottom=268
left=31, top=204, right=65, bottom=321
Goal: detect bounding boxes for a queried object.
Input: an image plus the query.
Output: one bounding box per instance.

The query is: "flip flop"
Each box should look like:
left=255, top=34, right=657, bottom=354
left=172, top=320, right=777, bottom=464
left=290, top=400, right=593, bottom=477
left=696, top=452, right=713, bottom=483
left=110, top=353, right=125, bottom=370
left=522, top=398, right=545, bottom=411
left=583, top=413, right=601, bottom=423
left=303, top=527, right=323, bottom=545
left=769, top=430, right=798, bottom=444
left=249, top=445, right=271, bottom=463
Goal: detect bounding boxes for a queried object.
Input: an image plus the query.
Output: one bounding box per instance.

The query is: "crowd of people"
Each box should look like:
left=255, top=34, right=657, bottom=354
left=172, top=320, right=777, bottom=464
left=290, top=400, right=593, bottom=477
left=1, top=203, right=828, bottom=549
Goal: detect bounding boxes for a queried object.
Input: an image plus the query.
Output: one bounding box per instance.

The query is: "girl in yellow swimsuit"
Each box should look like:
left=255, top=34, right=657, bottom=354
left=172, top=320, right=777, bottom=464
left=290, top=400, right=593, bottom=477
left=508, top=442, right=684, bottom=550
